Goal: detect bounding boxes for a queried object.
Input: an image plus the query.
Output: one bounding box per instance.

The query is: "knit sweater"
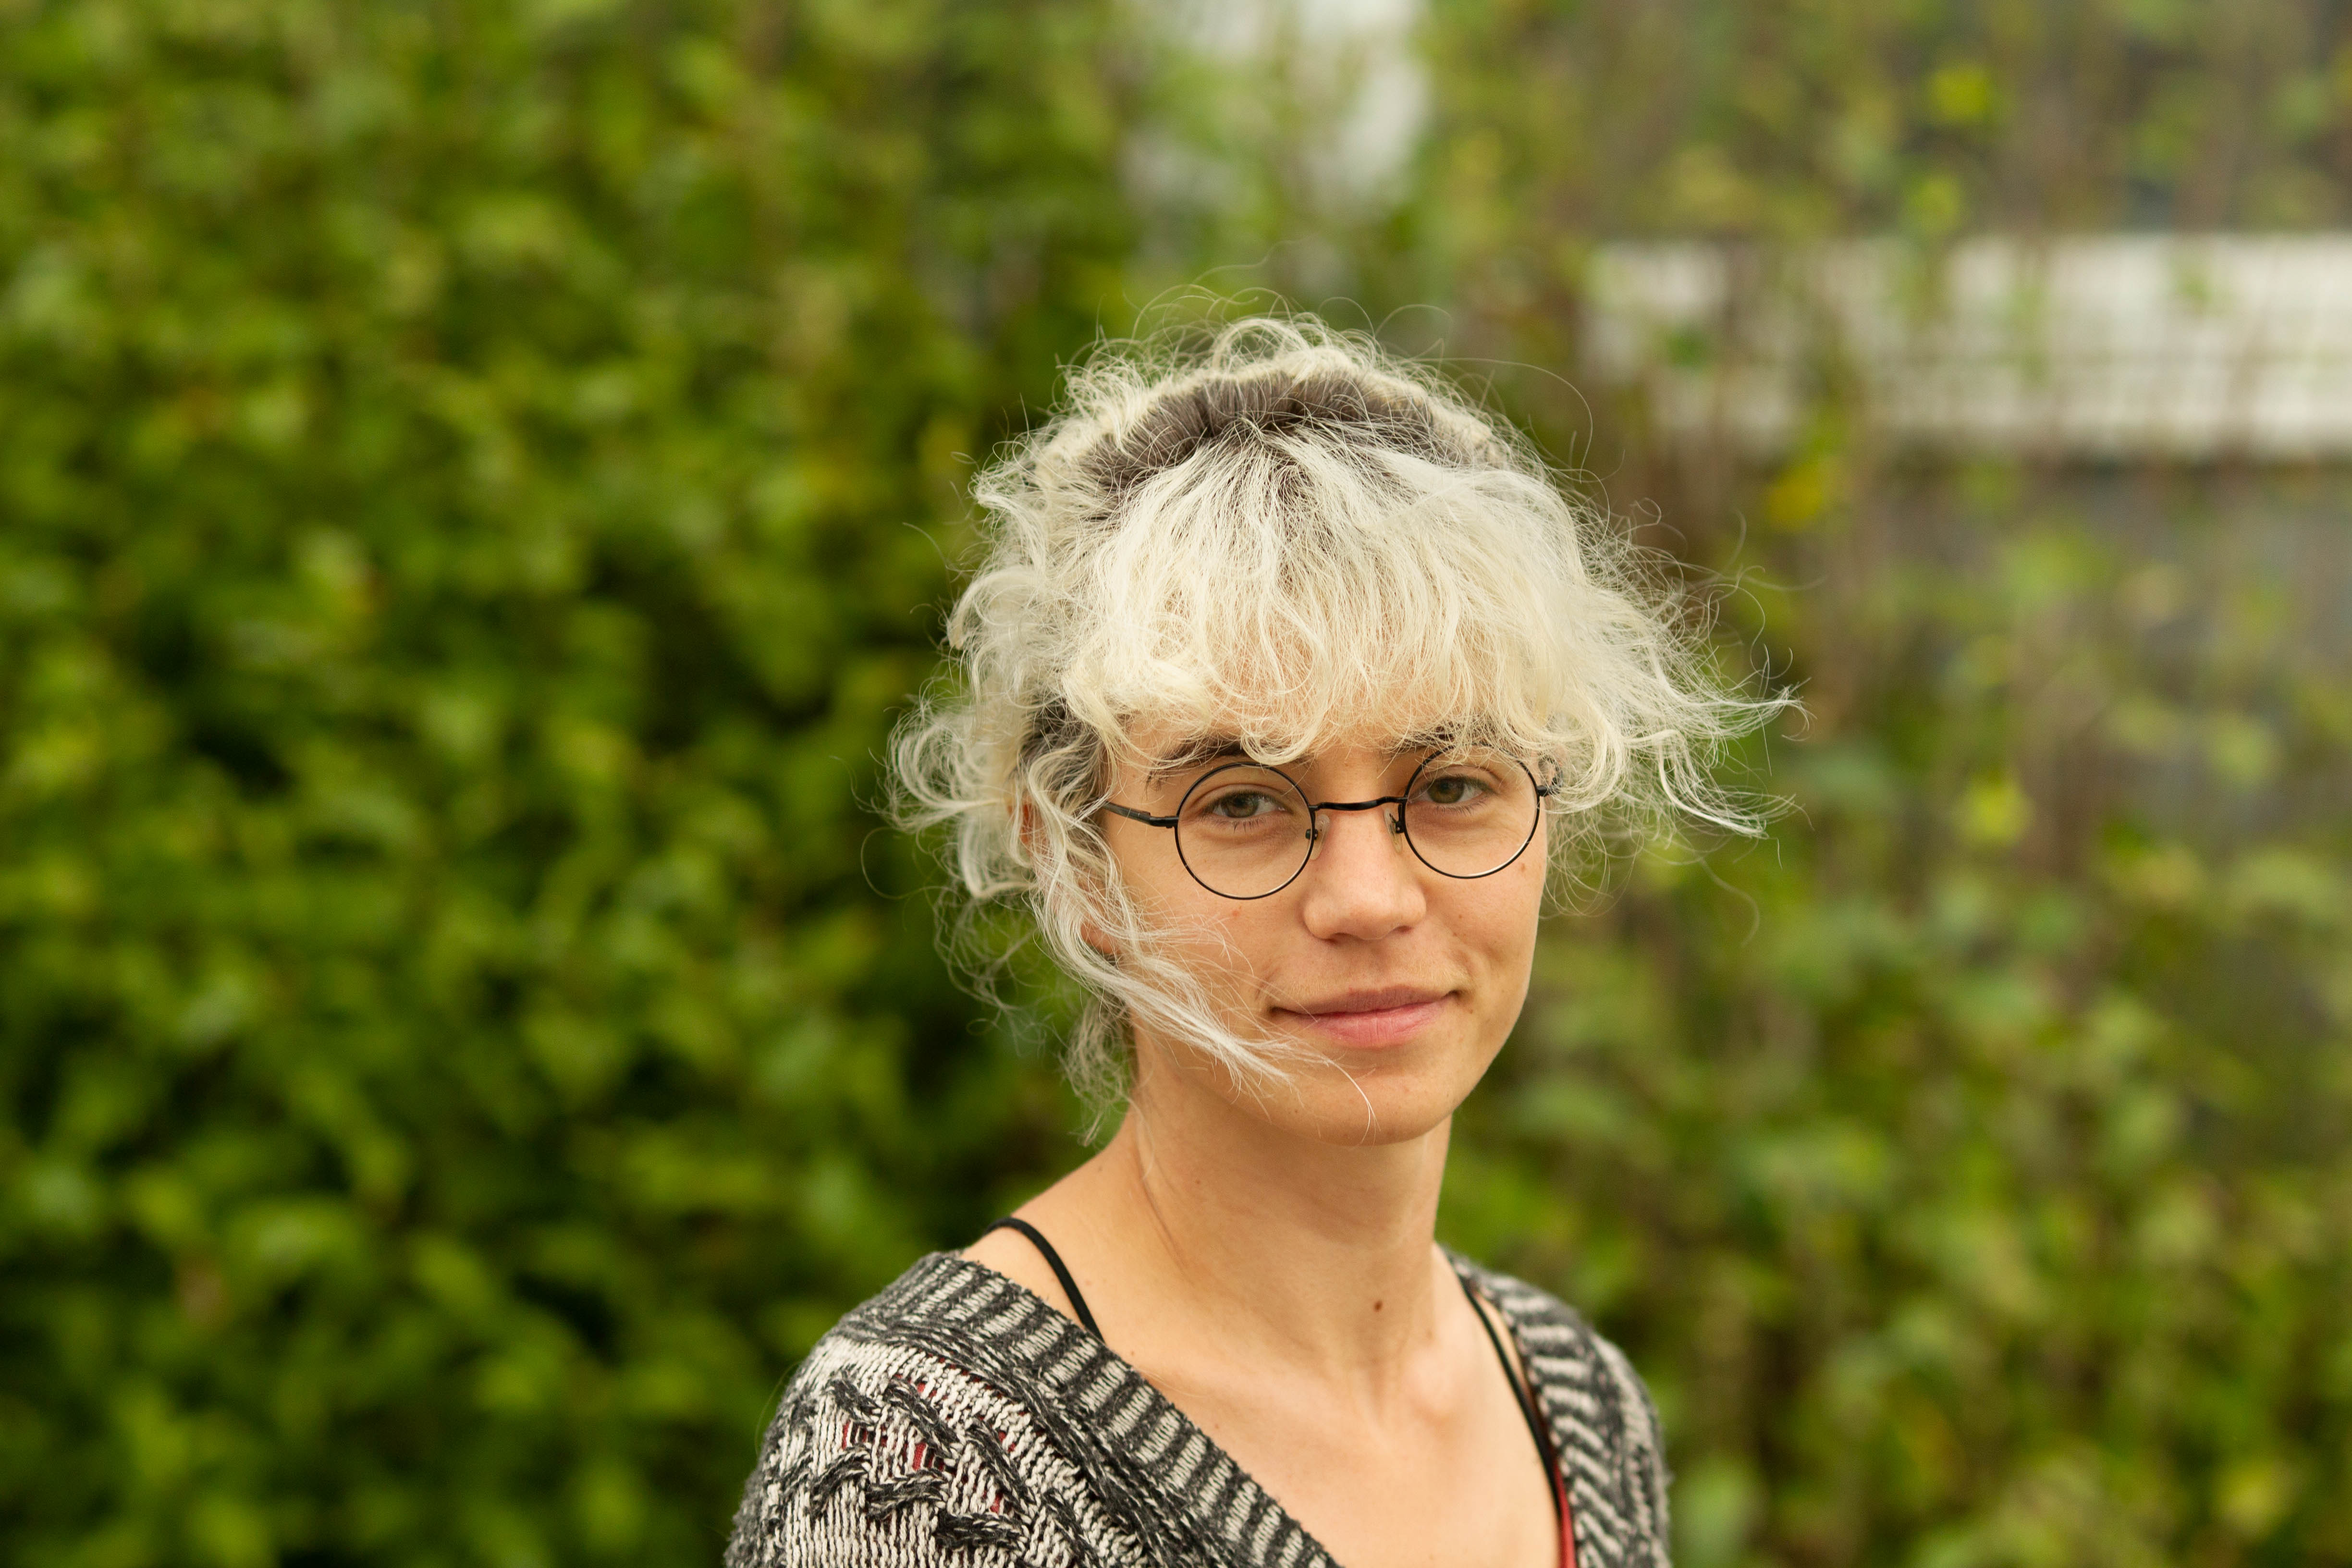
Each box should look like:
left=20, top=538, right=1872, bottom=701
left=726, top=1250, right=1673, bottom=1568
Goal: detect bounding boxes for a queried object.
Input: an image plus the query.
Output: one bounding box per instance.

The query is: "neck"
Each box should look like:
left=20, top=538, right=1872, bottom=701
left=1078, top=1041, right=1454, bottom=1379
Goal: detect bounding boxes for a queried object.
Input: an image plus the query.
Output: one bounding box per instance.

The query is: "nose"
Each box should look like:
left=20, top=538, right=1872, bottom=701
left=1297, top=803, right=1425, bottom=940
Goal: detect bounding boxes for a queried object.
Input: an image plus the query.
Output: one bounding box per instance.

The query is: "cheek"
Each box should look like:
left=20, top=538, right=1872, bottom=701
left=1455, top=862, right=1545, bottom=1014
left=1473, top=851, right=1547, bottom=950
left=1116, top=856, right=1285, bottom=987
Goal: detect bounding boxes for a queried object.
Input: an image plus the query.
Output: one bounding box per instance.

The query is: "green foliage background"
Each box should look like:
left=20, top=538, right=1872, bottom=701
left=2, top=2, right=2346, bottom=1566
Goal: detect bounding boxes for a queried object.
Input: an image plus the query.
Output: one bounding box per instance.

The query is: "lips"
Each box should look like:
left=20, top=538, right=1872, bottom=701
left=1274, top=986, right=1454, bottom=1048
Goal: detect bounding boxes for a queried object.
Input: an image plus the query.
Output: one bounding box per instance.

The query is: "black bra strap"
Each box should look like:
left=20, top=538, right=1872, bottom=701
left=982, top=1217, right=1103, bottom=1339
left=1456, top=1268, right=1567, bottom=1529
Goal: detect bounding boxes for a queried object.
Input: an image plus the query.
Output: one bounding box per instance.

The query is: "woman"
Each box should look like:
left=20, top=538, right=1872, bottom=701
left=728, top=320, right=1774, bottom=1568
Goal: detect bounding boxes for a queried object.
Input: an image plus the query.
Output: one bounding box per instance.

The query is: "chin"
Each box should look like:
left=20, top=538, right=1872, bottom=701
left=1144, top=1010, right=1499, bottom=1146
left=1248, top=1051, right=1479, bottom=1146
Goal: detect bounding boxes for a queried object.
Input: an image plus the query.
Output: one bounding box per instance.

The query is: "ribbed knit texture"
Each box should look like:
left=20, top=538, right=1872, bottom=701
left=726, top=1251, right=1673, bottom=1568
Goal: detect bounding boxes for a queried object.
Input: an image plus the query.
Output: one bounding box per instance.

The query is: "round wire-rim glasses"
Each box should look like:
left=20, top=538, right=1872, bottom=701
left=1099, top=749, right=1560, bottom=901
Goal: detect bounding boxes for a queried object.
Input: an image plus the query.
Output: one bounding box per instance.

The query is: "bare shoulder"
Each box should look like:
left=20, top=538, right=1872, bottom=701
left=959, top=1175, right=1116, bottom=1332
left=961, top=1224, right=1085, bottom=1324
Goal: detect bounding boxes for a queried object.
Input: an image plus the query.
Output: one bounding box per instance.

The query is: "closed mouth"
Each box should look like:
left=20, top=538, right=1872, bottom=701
left=1272, top=986, right=1454, bottom=1047
left=1281, top=986, right=1450, bottom=1017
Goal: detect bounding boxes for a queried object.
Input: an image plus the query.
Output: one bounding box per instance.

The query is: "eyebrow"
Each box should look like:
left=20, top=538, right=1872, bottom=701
left=1146, top=735, right=1250, bottom=783
left=1144, top=733, right=1450, bottom=784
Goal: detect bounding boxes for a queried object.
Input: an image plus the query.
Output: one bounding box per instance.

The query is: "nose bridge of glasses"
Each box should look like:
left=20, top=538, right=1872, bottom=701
left=1303, top=794, right=1408, bottom=845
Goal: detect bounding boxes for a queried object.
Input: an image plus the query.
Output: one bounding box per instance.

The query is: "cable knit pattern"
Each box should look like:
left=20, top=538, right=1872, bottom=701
left=727, top=1251, right=1672, bottom=1568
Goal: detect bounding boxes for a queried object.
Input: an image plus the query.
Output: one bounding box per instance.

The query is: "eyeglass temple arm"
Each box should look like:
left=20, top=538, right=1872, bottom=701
left=1099, top=801, right=1179, bottom=829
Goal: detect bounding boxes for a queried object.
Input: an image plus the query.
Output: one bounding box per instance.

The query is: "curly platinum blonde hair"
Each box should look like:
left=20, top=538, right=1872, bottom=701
left=894, top=318, right=1782, bottom=1108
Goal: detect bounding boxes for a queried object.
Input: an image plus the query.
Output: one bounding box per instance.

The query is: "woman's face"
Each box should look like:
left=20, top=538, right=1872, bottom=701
left=1098, top=730, right=1549, bottom=1146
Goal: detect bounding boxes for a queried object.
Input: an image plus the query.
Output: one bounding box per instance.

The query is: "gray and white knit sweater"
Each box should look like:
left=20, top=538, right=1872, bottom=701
left=726, top=1251, right=1673, bottom=1568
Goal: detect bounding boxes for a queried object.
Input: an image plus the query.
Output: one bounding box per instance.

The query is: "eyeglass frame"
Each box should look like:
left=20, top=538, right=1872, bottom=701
left=1097, top=751, right=1560, bottom=901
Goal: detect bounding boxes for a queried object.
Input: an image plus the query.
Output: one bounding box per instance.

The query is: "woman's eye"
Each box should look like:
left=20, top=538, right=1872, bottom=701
left=1419, top=773, right=1488, bottom=806
left=1209, top=791, right=1280, bottom=819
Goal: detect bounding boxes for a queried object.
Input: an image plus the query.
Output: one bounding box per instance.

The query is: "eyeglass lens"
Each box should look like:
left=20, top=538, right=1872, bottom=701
left=1168, top=750, right=1544, bottom=900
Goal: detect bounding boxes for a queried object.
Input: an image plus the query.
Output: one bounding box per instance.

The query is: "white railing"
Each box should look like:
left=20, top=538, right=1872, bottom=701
left=1583, top=236, right=2352, bottom=457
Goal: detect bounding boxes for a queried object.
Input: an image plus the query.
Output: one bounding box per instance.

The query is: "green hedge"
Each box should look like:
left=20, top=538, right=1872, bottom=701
left=1447, top=485, right=2352, bottom=1568
left=1421, top=4, right=2352, bottom=1563
left=0, top=1, right=1132, bottom=1560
